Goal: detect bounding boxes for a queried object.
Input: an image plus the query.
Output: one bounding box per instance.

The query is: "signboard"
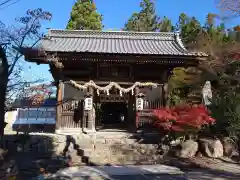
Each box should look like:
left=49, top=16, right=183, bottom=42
left=136, top=98, right=144, bottom=111
left=13, top=107, right=56, bottom=125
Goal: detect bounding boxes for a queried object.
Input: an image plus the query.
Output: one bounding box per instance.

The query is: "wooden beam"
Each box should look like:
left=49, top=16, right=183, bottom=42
left=74, top=80, right=163, bottom=85
left=63, top=70, right=91, bottom=76
left=28, top=53, right=205, bottom=64
left=57, top=52, right=207, bottom=61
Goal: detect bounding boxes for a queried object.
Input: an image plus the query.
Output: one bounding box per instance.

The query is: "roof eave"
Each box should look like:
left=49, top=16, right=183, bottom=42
left=13, top=46, right=48, bottom=64
left=174, top=33, right=208, bottom=58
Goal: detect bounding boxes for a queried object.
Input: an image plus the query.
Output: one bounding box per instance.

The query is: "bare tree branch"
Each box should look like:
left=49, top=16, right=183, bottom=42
left=216, top=0, right=240, bottom=16
left=0, top=0, right=21, bottom=10
left=0, top=8, right=52, bottom=117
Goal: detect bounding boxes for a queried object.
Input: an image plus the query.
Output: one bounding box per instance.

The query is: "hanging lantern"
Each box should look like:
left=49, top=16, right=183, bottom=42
left=84, top=97, right=93, bottom=111
left=136, top=97, right=144, bottom=111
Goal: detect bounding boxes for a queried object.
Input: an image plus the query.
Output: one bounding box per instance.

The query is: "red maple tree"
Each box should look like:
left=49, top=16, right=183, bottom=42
left=27, top=83, right=54, bottom=105
left=152, top=105, right=215, bottom=133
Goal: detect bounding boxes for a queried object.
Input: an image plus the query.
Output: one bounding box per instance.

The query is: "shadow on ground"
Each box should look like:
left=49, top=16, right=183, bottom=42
left=161, top=156, right=240, bottom=179
left=62, top=135, right=99, bottom=166
left=108, top=140, right=240, bottom=180
left=0, top=134, right=69, bottom=179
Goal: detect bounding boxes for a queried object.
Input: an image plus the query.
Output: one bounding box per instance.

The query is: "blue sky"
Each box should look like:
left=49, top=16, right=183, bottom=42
left=1, top=0, right=239, bottom=82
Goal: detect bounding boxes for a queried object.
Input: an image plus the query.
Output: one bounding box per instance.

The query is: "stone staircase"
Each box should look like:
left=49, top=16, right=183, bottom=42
left=3, top=131, right=164, bottom=170
left=64, top=132, right=164, bottom=166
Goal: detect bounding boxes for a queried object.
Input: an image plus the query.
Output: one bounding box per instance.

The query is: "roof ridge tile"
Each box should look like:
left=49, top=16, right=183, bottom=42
left=48, top=29, right=176, bottom=40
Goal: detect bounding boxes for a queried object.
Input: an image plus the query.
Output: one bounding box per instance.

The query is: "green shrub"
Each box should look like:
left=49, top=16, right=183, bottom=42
left=209, top=90, right=240, bottom=139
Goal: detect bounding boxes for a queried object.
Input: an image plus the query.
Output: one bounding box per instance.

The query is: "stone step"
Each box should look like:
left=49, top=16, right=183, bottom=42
left=86, top=150, right=163, bottom=165
left=76, top=142, right=162, bottom=166
left=75, top=138, right=137, bottom=147
left=77, top=142, right=158, bottom=153
left=49, top=132, right=162, bottom=165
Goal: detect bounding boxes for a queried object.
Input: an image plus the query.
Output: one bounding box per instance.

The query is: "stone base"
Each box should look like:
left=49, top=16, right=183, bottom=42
left=83, top=128, right=96, bottom=133
left=55, top=128, right=97, bottom=135
left=55, top=128, right=82, bottom=135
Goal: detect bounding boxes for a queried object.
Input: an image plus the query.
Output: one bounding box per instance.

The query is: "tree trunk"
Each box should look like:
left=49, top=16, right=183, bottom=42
left=0, top=46, right=8, bottom=137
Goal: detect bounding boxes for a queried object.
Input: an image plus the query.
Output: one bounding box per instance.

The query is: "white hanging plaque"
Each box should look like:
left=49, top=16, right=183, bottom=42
left=136, top=98, right=144, bottom=111
left=84, top=97, right=93, bottom=111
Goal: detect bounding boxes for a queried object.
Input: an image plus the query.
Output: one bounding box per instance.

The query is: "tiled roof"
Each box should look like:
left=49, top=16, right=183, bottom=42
left=40, top=29, right=207, bottom=57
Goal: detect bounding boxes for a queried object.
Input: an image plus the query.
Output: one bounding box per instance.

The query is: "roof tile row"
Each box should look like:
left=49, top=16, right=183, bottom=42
left=41, top=30, right=207, bottom=57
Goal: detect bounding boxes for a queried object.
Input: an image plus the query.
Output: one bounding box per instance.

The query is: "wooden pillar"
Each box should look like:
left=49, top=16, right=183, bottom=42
left=127, top=93, right=134, bottom=131
left=94, top=94, right=100, bottom=129
left=87, top=87, right=95, bottom=131
left=56, top=81, right=63, bottom=130
left=163, top=83, right=168, bottom=107
left=133, top=87, right=140, bottom=131
left=82, top=110, right=87, bottom=131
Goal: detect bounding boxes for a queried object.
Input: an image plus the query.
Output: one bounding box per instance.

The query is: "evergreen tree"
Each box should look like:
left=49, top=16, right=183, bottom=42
left=169, top=12, right=240, bottom=106
left=66, top=0, right=103, bottom=30
left=177, top=13, right=202, bottom=46
left=124, top=0, right=160, bottom=32
left=159, top=16, right=174, bottom=32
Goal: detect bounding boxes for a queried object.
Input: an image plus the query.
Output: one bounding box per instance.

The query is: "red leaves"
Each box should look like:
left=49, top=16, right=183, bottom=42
left=152, top=104, right=215, bottom=132
left=153, top=108, right=177, bottom=121
left=27, top=83, right=54, bottom=105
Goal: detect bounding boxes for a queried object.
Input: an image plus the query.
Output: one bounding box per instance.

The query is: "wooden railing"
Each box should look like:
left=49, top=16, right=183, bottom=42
left=136, top=109, right=156, bottom=130
left=56, top=100, right=83, bottom=129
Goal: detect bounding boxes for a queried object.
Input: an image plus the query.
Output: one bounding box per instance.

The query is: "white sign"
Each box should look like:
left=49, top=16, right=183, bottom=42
left=12, top=107, right=56, bottom=125
left=84, top=97, right=93, bottom=110
left=202, top=81, right=212, bottom=106
left=136, top=98, right=144, bottom=111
